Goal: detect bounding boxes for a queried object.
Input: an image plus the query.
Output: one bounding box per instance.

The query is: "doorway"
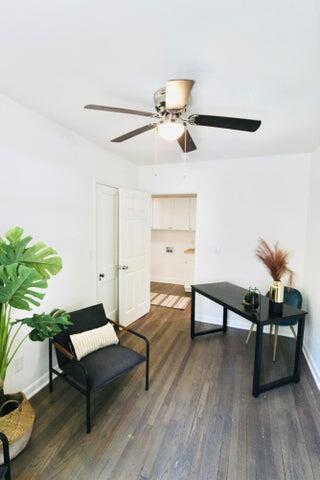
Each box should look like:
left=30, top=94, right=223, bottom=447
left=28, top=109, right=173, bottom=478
left=150, top=194, right=197, bottom=306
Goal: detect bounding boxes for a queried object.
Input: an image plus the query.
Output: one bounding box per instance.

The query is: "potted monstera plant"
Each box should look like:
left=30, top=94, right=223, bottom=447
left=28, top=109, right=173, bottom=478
left=0, top=227, right=71, bottom=460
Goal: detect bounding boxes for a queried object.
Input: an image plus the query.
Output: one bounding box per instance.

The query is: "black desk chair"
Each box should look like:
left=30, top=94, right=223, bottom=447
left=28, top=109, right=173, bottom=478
left=246, top=287, right=303, bottom=361
left=49, top=304, right=150, bottom=433
left=0, top=433, right=11, bottom=480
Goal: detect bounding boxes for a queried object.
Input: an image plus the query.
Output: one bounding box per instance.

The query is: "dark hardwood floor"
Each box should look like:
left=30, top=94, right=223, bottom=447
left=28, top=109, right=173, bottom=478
left=11, top=282, right=320, bottom=479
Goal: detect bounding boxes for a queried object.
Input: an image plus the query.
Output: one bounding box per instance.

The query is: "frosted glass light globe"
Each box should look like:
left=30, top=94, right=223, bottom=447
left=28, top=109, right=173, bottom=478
left=158, top=121, right=185, bottom=141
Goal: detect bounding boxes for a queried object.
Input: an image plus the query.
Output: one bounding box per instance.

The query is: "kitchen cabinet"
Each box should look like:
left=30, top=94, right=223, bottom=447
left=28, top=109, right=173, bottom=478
left=151, top=196, right=196, bottom=231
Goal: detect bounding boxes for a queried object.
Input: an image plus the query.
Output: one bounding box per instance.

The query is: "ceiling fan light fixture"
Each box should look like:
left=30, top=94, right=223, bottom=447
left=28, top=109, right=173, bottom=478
left=158, top=120, right=185, bottom=141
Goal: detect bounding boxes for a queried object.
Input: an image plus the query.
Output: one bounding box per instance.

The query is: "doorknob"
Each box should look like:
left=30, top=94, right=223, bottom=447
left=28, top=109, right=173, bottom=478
left=99, top=273, right=105, bottom=280
left=118, top=265, right=129, bottom=270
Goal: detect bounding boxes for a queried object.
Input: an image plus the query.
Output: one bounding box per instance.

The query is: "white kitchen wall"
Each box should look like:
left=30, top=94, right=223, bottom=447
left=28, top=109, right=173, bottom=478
left=0, top=94, right=138, bottom=397
left=139, top=153, right=311, bottom=332
left=151, top=230, right=195, bottom=286
left=303, top=147, right=320, bottom=388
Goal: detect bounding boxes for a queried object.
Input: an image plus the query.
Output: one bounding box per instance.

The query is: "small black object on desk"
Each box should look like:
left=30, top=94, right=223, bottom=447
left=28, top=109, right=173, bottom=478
left=243, top=287, right=261, bottom=311
left=190, top=282, right=307, bottom=398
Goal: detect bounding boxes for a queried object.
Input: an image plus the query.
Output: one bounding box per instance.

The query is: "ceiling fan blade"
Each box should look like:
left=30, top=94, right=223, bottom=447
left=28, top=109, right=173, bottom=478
left=85, top=104, right=156, bottom=118
left=189, top=114, right=261, bottom=132
left=166, top=79, right=195, bottom=111
left=177, top=129, right=197, bottom=153
left=111, top=123, right=157, bottom=142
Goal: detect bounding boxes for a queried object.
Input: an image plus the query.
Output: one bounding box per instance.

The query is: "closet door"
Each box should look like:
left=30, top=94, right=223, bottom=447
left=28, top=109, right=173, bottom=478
left=96, top=184, right=118, bottom=320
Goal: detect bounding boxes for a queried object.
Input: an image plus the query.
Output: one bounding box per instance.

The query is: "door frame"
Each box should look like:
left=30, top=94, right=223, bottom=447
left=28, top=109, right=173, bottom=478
left=150, top=191, right=198, bottom=291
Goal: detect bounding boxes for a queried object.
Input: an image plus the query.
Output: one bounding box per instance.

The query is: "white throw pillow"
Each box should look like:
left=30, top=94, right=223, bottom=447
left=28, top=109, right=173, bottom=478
left=70, top=323, right=119, bottom=360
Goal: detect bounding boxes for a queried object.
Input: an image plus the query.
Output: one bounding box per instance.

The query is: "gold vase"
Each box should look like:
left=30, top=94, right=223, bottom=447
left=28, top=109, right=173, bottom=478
left=269, top=281, right=284, bottom=303
left=269, top=280, right=284, bottom=313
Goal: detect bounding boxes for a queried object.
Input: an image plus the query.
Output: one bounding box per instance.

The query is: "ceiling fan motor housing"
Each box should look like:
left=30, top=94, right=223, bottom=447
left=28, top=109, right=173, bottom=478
left=154, top=87, right=166, bottom=114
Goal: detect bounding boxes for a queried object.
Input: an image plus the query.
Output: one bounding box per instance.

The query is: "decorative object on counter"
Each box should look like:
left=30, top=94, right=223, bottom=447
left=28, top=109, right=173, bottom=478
left=244, top=287, right=262, bottom=345
left=242, top=287, right=261, bottom=311
left=0, top=227, right=71, bottom=459
left=184, top=248, right=195, bottom=254
left=255, top=238, right=294, bottom=314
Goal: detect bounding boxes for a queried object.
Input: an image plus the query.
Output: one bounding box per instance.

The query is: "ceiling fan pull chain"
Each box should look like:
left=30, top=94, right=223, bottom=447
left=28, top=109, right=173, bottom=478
left=154, top=125, right=159, bottom=177
left=183, top=123, right=188, bottom=179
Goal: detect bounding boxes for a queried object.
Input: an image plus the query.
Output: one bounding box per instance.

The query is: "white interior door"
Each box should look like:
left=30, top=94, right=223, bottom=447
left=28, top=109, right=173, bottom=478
left=96, top=184, right=118, bottom=320
left=119, top=189, right=151, bottom=326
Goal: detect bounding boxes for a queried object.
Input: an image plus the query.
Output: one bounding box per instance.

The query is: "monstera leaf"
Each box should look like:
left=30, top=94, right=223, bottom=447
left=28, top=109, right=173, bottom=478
left=0, top=263, right=47, bottom=310
left=20, top=309, right=72, bottom=341
left=0, top=227, right=62, bottom=279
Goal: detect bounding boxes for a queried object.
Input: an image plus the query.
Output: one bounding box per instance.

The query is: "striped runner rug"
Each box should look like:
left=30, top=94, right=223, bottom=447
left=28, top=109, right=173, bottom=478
left=150, top=292, right=191, bottom=310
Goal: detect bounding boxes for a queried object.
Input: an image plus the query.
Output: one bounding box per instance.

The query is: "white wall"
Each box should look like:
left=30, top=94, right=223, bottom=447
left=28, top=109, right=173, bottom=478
left=151, top=230, right=195, bottom=286
left=303, top=147, right=320, bottom=388
left=0, top=94, right=138, bottom=397
left=139, top=154, right=311, bottom=331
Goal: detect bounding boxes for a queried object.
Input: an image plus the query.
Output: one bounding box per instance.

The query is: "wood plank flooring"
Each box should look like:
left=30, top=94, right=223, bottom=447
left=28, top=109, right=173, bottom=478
left=11, top=282, right=320, bottom=480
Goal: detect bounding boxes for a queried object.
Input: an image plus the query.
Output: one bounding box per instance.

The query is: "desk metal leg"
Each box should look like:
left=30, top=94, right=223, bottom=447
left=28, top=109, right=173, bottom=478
left=191, top=288, right=195, bottom=339
left=293, top=316, right=305, bottom=382
left=252, top=314, right=306, bottom=397
left=191, top=289, right=226, bottom=339
left=223, top=307, right=228, bottom=333
left=253, top=323, right=263, bottom=397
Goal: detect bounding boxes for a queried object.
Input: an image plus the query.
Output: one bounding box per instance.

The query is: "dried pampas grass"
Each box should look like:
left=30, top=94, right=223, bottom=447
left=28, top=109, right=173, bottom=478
left=256, top=238, right=294, bottom=286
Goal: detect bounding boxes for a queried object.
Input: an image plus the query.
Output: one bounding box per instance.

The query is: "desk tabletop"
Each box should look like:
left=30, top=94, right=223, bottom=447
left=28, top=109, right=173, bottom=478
left=192, top=282, right=307, bottom=325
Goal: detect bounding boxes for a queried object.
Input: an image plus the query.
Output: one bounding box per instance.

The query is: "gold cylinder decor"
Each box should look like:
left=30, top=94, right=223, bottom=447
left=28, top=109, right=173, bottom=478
left=269, top=280, right=284, bottom=313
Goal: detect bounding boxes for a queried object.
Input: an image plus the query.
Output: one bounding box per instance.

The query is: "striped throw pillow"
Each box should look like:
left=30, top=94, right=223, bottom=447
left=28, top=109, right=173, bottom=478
left=70, top=323, right=119, bottom=360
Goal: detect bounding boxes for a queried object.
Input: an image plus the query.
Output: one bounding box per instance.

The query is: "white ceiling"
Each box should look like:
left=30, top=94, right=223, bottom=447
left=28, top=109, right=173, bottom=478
left=1, top=0, right=320, bottom=165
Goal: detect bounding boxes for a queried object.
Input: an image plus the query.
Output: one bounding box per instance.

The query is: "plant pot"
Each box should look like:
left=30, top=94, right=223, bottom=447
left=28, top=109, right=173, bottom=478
left=0, top=392, right=35, bottom=463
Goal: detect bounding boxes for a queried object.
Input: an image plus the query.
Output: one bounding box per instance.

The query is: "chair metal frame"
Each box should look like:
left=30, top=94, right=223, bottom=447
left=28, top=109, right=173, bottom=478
left=0, top=432, right=11, bottom=480
left=49, top=318, right=149, bottom=433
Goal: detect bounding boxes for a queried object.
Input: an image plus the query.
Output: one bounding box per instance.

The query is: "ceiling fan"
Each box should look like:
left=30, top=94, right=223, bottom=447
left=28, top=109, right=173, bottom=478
left=84, top=79, right=261, bottom=153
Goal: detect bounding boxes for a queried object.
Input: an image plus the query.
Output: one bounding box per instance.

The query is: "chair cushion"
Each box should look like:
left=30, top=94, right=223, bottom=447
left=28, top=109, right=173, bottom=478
left=62, top=344, right=145, bottom=391
left=70, top=323, right=119, bottom=360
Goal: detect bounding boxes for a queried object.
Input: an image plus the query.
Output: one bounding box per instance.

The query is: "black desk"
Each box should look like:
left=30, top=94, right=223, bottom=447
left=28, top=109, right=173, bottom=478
left=190, top=282, right=307, bottom=397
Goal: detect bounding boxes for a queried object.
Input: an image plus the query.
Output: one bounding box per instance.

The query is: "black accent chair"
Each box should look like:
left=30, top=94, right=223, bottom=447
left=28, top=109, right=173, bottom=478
left=0, top=433, right=11, bottom=480
left=49, top=304, right=150, bottom=433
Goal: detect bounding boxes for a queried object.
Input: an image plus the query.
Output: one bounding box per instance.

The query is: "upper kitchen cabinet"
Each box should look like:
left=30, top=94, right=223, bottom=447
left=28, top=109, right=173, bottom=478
left=151, top=195, right=196, bottom=231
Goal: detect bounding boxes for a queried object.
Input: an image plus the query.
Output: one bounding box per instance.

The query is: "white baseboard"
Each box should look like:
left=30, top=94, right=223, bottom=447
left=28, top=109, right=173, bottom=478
left=24, top=371, right=49, bottom=399
left=24, top=364, right=58, bottom=399
left=303, top=344, right=320, bottom=390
